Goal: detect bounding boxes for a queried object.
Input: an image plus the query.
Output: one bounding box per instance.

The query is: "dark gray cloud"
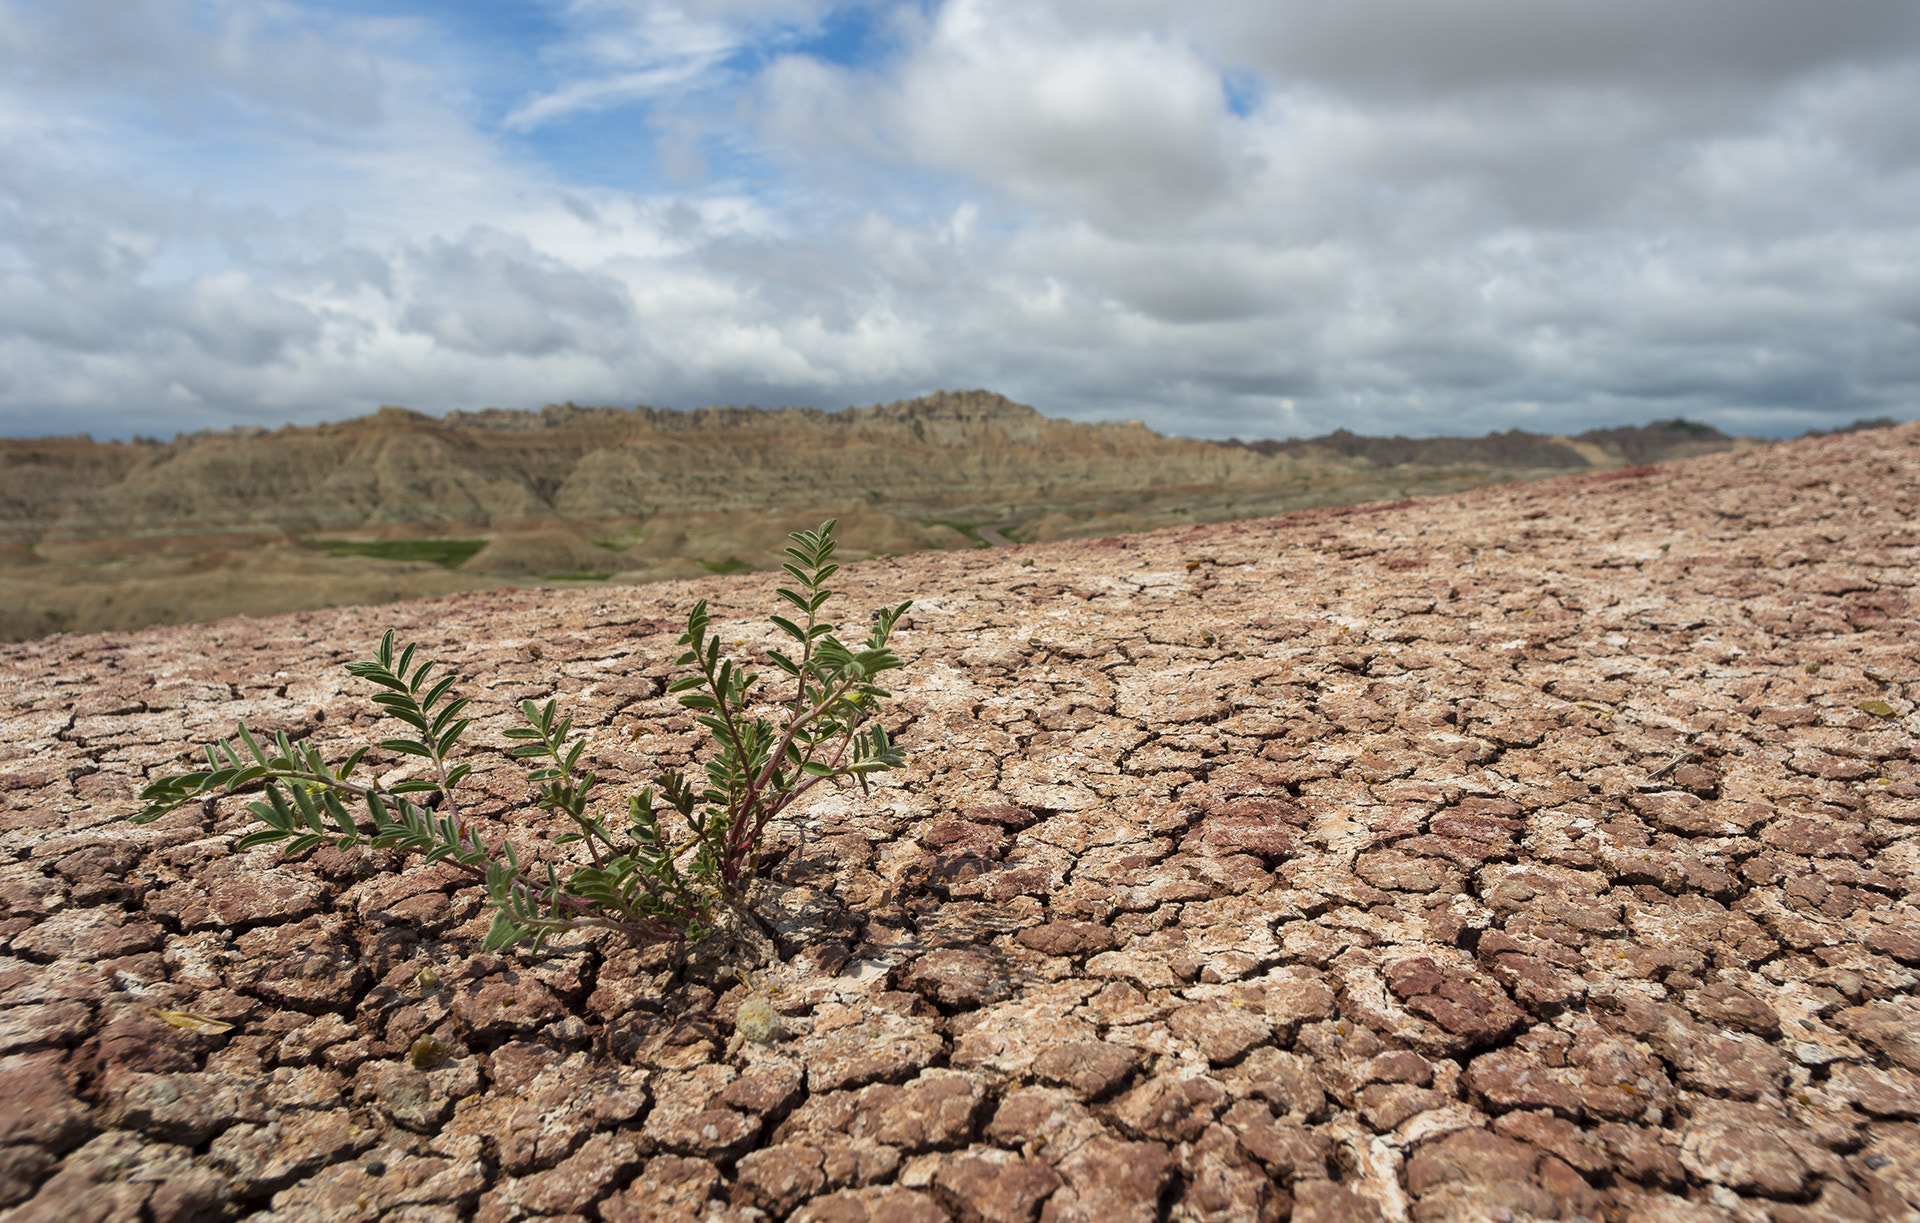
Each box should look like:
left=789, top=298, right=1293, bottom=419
left=399, top=230, right=637, bottom=357
left=0, top=0, right=388, bottom=129
left=1198, top=1, right=1920, bottom=94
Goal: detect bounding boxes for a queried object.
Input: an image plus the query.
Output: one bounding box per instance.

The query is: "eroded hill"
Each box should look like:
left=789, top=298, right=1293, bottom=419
left=0, top=391, right=1742, bottom=640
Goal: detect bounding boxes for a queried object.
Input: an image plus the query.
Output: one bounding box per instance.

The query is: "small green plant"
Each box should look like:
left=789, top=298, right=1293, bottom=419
left=131, top=521, right=911, bottom=953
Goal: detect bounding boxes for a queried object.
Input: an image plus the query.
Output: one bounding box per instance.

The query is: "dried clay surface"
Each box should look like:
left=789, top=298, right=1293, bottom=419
left=2, top=424, right=1918, bottom=1223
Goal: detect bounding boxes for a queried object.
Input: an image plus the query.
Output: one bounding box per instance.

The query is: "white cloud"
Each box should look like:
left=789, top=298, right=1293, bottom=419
left=0, top=0, right=1916, bottom=442
left=885, top=0, right=1238, bottom=228
left=503, top=3, right=742, bottom=130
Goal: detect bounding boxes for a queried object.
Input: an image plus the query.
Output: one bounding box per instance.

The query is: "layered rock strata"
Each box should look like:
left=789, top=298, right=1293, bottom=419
left=1, top=392, right=1735, bottom=545
left=0, top=392, right=1300, bottom=543
left=1, top=423, right=1916, bottom=1221
left=0, top=391, right=1748, bottom=641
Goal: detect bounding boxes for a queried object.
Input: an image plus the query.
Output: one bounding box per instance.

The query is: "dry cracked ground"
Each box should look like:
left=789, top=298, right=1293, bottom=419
left=2, top=424, right=1918, bottom=1223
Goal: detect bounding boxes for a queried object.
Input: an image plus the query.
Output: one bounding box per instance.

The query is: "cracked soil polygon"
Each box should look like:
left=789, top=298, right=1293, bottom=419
left=2, top=424, right=1918, bottom=1221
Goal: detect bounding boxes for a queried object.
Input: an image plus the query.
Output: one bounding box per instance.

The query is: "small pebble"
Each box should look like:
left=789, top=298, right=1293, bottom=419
left=736, top=998, right=782, bottom=1045
left=408, top=1035, right=447, bottom=1070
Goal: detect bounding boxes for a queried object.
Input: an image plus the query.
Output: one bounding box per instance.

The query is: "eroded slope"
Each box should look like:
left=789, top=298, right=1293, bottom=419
left=1, top=393, right=1743, bottom=641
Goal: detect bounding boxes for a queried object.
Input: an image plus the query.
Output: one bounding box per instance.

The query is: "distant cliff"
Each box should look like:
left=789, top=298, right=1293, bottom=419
left=1224, top=418, right=1738, bottom=469
left=0, top=391, right=1750, bottom=640
left=0, top=392, right=1739, bottom=545
left=1, top=392, right=1277, bottom=543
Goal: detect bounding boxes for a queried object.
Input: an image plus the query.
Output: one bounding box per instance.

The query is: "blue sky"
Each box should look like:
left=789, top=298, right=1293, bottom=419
left=2, top=0, right=1918, bottom=442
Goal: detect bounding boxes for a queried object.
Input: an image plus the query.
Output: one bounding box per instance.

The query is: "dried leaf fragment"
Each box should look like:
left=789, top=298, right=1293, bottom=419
left=154, top=1009, right=234, bottom=1035
left=1859, top=700, right=1898, bottom=718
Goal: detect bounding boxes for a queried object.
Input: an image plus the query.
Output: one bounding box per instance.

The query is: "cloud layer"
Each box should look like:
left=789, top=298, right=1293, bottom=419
left=1, top=0, right=1916, bottom=440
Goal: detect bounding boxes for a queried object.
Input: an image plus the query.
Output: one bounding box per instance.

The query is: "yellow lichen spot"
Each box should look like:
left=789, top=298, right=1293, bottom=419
left=408, top=1034, right=446, bottom=1070
left=414, top=965, right=440, bottom=990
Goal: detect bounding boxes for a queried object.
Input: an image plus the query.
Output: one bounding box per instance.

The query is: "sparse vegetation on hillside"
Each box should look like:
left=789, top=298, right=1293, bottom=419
left=311, top=538, right=488, bottom=567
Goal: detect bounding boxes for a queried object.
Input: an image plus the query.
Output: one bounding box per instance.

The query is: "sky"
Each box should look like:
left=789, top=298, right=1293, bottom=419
left=2, top=0, right=1918, bottom=443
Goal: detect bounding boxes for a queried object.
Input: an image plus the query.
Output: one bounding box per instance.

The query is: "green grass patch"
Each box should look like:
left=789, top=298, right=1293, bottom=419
left=312, top=538, right=488, bottom=567
left=925, top=520, right=990, bottom=549
left=592, top=528, right=647, bottom=551
left=540, top=570, right=614, bottom=582
left=700, top=556, right=752, bottom=575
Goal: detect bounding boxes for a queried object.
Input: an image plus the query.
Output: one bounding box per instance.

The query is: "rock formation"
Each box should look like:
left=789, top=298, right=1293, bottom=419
left=0, top=392, right=1755, bottom=642
left=0, top=392, right=1277, bottom=542
left=1, top=392, right=1743, bottom=546
left=2, top=422, right=1914, bottom=1220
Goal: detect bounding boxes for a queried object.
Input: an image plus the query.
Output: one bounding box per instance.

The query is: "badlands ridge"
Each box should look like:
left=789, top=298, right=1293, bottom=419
left=0, top=391, right=1740, bottom=641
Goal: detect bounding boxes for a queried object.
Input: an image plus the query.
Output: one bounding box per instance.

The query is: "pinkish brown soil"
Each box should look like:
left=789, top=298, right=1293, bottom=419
left=1, top=424, right=1917, bottom=1223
